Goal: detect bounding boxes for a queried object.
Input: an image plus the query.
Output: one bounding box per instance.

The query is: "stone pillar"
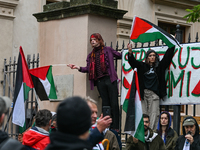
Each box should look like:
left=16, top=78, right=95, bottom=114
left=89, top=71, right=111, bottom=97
left=0, top=0, right=18, bottom=95
left=33, top=0, right=127, bottom=111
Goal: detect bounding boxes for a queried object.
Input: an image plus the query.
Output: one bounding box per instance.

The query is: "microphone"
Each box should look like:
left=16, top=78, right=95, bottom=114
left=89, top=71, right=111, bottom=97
left=186, top=131, right=191, bottom=144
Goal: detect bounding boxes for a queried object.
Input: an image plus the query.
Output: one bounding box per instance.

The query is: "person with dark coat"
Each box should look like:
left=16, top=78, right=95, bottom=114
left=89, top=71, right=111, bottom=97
left=68, top=33, right=121, bottom=131
left=126, top=114, right=166, bottom=150
left=0, top=96, right=25, bottom=150
left=156, top=111, right=178, bottom=150
left=45, top=96, right=93, bottom=150
left=175, top=116, right=200, bottom=150
left=127, top=43, right=175, bottom=130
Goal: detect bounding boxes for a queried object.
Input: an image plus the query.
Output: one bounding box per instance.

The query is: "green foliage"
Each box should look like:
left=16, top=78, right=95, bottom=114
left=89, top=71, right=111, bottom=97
left=183, top=4, right=200, bottom=23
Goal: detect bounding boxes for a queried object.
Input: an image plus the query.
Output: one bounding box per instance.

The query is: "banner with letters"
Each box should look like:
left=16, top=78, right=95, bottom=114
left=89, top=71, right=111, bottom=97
left=121, top=43, right=200, bottom=105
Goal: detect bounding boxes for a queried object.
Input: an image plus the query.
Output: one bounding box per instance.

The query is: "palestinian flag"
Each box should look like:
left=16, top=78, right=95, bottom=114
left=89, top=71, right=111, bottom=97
left=29, top=65, right=57, bottom=100
left=12, top=46, right=34, bottom=127
left=130, top=16, right=179, bottom=48
left=124, top=69, right=145, bottom=143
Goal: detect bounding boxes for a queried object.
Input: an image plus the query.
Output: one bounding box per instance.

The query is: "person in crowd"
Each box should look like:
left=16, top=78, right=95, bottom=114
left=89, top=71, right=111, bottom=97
left=175, top=116, right=200, bottom=150
left=126, top=114, right=166, bottom=150
left=49, top=114, right=57, bottom=133
left=0, top=96, right=25, bottom=150
left=127, top=43, right=175, bottom=130
left=85, top=96, right=120, bottom=150
left=156, top=111, right=178, bottom=150
left=46, top=96, right=93, bottom=150
left=68, top=33, right=121, bottom=131
left=23, top=109, right=52, bottom=150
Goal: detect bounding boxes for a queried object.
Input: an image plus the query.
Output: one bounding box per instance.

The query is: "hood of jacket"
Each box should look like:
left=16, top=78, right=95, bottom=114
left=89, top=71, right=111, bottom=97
left=22, top=127, right=49, bottom=147
left=157, top=111, right=172, bottom=131
left=182, top=116, right=199, bottom=136
left=46, top=131, right=92, bottom=150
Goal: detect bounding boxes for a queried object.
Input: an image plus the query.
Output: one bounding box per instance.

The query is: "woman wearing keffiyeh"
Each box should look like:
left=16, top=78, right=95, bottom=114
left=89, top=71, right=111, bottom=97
left=68, top=33, right=121, bottom=131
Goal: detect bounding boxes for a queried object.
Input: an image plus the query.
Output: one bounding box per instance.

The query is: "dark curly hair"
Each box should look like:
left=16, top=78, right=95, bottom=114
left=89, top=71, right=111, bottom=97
left=35, top=109, right=52, bottom=127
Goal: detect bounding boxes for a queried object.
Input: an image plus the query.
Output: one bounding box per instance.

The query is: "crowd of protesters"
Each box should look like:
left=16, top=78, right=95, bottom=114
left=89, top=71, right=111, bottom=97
left=1, top=94, right=200, bottom=150
left=1, top=33, right=200, bottom=150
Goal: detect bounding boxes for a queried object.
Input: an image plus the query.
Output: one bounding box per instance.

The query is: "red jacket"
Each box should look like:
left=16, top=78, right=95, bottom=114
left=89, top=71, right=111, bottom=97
left=23, top=127, right=50, bottom=150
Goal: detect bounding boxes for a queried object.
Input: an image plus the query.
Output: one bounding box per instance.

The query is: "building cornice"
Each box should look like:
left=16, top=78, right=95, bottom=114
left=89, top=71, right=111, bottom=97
left=33, top=1, right=127, bottom=22
left=0, top=0, right=18, bottom=19
left=151, top=0, right=200, bottom=9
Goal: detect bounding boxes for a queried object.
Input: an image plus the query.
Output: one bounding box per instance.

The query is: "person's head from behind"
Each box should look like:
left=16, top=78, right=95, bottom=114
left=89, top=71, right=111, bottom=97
left=183, top=117, right=197, bottom=136
left=0, top=96, right=11, bottom=126
left=85, top=96, right=98, bottom=125
left=143, top=114, right=150, bottom=132
left=90, top=33, right=105, bottom=48
left=57, top=96, right=91, bottom=140
left=145, top=49, right=159, bottom=66
left=35, top=109, right=52, bottom=130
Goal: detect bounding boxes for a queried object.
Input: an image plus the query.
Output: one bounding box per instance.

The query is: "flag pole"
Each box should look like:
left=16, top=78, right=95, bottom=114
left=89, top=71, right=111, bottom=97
left=33, top=88, right=40, bottom=110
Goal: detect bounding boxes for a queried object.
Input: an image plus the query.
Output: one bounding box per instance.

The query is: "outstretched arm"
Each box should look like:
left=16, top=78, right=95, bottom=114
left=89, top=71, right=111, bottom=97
left=67, top=64, right=80, bottom=70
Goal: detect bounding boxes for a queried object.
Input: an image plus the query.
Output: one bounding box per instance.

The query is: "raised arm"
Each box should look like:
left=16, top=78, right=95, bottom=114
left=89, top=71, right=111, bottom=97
left=127, top=43, right=142, bottom=69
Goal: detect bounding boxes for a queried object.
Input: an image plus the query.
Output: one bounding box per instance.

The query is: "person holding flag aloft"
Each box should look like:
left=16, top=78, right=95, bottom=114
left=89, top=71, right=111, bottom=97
left=127, top=43, right=175, bottom=130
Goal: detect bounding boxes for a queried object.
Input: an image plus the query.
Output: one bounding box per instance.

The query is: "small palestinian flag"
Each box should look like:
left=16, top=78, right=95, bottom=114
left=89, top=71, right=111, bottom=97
left=12, top=46, right=34, bottom=127
left=124, top=68, right=145, bottom=143
left=29, top=65, right=57, bottom=101
left=130, top=16, right=180, bottom=48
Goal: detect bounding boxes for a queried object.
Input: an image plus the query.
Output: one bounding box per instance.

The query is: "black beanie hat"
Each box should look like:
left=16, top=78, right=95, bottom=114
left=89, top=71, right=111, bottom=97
left=57, top=96, right=91, bottom=136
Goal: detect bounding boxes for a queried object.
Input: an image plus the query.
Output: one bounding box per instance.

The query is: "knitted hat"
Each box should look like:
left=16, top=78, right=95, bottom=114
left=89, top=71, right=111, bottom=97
left=0, top=96, right=11, bottom=116
left=57, top=96, right=91, bottom=136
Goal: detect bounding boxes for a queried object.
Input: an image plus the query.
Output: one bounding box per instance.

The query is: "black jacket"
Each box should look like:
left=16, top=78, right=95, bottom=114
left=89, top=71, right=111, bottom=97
left=128, top=46, right=175, bottom=99
left=0, top=130, right=25, bottom=150
left=175, top=116, right=200, bottom=150
left=45, top=131, right=93, bottom=150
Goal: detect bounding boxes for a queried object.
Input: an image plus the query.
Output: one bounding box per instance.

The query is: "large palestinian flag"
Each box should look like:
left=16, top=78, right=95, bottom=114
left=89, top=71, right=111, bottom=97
left=12, top=46, right=34, bottom=127
left=29, top=65, right=57, bottom=100
left=124, top=69, right=145, bottom=143
left=130, top=16, right=179, bottom=48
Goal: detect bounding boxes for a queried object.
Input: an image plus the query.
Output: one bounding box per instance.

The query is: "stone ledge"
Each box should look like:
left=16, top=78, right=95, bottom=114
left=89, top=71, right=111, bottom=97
left=43, top=1, right=70, bottom=12
left=33, top=3, right=127, bottom=22
left=151, top=0, right=200, bottom=9
left=0, top=0, right=18, bottom=8
left=70, top=0, right=117, bottom=9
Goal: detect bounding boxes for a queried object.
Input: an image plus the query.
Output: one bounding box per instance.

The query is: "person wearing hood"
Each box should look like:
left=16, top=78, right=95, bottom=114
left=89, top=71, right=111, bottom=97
left=23, top=109, right=52, bottom=150
left=68, top=33, right=121, bottom=132
left=156, top=111, right=178, bottom=150
left=126, top=114, right=166, bottom=150
left=175, top=116, right=200, bottom=150
left=127, top=43, right=175, bottom=130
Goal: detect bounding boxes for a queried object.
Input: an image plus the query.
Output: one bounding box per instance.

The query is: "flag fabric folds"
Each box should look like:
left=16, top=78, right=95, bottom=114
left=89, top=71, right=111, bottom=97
left=124, top=69, right=145, bottom=143
left=130, top=16, right=179, bottom=48
left=29, top=65, right=57, bottom=100
left=12, top=46, right=34, bottom=127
